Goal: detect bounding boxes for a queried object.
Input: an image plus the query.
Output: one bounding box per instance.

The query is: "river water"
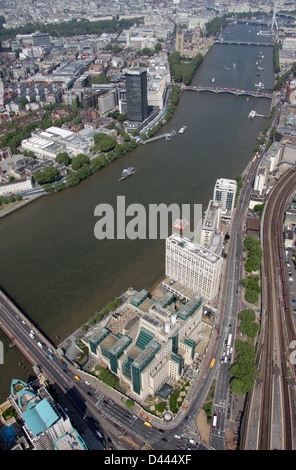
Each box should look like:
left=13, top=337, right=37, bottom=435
left=0, top=23, right=274, bottom=400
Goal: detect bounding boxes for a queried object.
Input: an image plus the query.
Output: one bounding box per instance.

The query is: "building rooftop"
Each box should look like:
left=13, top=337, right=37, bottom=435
left=167, top=233, right=221, bottom=265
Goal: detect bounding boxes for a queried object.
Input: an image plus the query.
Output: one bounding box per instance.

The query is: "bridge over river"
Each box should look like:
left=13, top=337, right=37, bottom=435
left=183, top=85, right=273, bottom=100
left=214, top=40, right=273, bottom=47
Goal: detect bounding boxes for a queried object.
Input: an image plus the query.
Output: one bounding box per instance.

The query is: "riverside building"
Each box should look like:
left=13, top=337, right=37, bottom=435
left=2, top=379, right=87, bottom=450
left=165, top=233, right=223, bottom=302
left=213, top=178, right=237, bottom=213
left=125, top=68, right=148, bottom=122
left=82, top=286, right=212, bottom=402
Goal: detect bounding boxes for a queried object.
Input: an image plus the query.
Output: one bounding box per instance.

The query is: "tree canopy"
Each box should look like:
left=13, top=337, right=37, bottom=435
left=93, top=133, right=117, bottom=153
left=244, top=236, right=263, bottom=273
left=230, top=340, right=256, bottom=394
left=33, top=166, right=59, bottom=185
left=168, top=51, right=203, bottom=85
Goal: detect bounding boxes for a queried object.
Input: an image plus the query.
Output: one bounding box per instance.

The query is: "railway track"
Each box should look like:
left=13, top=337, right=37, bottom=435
left=258, top=166, right=296, bottom=449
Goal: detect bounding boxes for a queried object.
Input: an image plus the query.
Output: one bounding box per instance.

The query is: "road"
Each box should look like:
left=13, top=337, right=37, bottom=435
left=209, top=113, right=274, bottom=450
left=0, top=288, right=211, bottom=450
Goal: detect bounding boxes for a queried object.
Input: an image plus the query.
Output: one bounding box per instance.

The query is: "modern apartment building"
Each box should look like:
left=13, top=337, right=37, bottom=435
left=125, top=68, right=148, bottom=122
left=165, top=233, right=223, bottom=302
left=5, top=379, right=87, bottom=450
left=213, top=178, right=237, bottom=212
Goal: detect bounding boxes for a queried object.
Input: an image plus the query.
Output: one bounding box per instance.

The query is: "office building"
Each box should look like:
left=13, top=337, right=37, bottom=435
left=84, top=287, right=206, bottom=401
left=125, top=68, right=148, bottom=122
left=213, top=178, right=237, bottom=212
left=200, top=200, right=222, bottom=249
left=165, top=233, right=223, bottom=302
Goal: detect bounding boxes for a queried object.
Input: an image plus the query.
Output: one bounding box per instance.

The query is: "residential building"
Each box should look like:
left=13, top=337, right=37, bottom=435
left=213, top=178, right=237, bottom=212
left=98, top=91, right=116, bottom=114
left=3, top=379, right=87, bottom=450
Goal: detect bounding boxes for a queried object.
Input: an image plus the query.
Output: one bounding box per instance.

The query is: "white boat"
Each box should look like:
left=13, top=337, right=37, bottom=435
left=248, top=110, right=256, bottom=118
left=179, top=126, right=187, bottom=134
left=166, top=130, right=176, bottom=140
left=118, top=167, right=135, bottom=182
left=212, top=77, right=215, bottom=82
left=255, top=82, right=264, bottom=89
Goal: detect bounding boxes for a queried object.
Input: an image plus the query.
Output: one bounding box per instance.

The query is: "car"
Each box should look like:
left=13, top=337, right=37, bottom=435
left=162, top=438, right=167, bottom=442
left=159, top=429, right=165, bottom=433
left=84, top=380, right=90, bottom=385
left=184, top=416, right=188, bottom=422
left=87, top=392, right=92, bottom=396
left=107, top=437, right=112, bottom=444
left=189, top=439, right=196, bottom=445
left=174, top=435, right=181, bottom=439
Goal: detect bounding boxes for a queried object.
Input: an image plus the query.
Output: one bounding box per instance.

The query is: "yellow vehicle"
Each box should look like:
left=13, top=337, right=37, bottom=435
left=210, top=358, right=215, bottom=368
left=144, top=421, right=152, bottom=428
left=74, top=375, right=81, bottom=381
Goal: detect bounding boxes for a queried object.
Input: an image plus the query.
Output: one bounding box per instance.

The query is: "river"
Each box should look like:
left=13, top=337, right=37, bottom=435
left=0, top=22, right=274, bottom=401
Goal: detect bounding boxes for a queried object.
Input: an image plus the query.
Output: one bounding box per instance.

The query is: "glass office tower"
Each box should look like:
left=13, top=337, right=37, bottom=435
left=125, top=68, right=148, bottom=122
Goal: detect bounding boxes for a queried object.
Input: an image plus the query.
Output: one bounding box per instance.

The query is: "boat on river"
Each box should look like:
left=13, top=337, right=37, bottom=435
left=166, top=130, right=176, bottom=140
left=179, top=126, right=187, bottom=134
left=118, top=167, right=135, bottom=182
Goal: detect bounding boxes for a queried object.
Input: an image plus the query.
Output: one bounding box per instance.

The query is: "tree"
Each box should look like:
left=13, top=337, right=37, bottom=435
left=66, top=171, right=80, bottom=187
left=76, top=164, right=92, bottom=181
left=71, top=154, right=90, bottom=170
left=230, top=340, right=256, bottom=394
left=94, top=133, right=117, bottom=152
left=55, top=152, right=71, bottom=166
left=91, top=155, right=108, bottom=172
left=33, top=166, right=59, bottom=185
left=238, top=309, right=260, bottom=339
left=53, top=181, right=65, bottom=192
left=43, top=184, right=54, bottom=193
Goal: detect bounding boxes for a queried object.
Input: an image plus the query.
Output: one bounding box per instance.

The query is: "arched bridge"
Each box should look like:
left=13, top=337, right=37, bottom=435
left=183, top=85, right=273, bottom=99
left=214, top=40, right=274, bottom=47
